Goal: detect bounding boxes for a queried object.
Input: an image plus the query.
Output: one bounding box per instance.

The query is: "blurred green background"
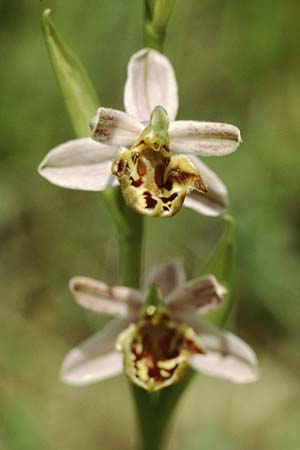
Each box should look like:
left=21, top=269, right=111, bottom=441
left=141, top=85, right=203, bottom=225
left=1, top=0, right=300, bottom=449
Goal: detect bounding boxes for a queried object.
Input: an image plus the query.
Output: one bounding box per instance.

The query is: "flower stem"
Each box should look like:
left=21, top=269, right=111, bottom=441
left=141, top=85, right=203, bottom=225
left=144, top=21, right=165, bottom=52
left=144, top=0, right=177, bottom=52
left=102, top=187, right=144, bottom=288
left=132, top=369, right=195, bottom=450
left=125, top=4, right=190, bottom=449
left=103, top=188, right=164, bottom=450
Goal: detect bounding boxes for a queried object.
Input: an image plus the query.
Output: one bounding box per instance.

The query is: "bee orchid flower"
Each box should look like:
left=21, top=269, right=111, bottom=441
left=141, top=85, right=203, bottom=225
left=39, top=49, right=241, bottom=217
left=61, top=262, right=258, bottom=391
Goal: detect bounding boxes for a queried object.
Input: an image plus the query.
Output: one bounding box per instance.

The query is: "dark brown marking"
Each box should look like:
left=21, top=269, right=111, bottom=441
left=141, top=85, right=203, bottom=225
left=137, top=159, right=146, bottom=176
left=114, top=159, right=129, bottom=177
left=164, top=178, right=173, bottom=191
left=169, top=169, right=195, bottom=183
left=161, top=193, right=178, bottom=204
left=130, top=177, right=143, bottom=187
left=143, top=191, right=158, bottom=209
left=154, top=164, right=165, bottom=188
left=167, top=169, right=208, bottom=193
left=195, top=178, right=208, bottom=193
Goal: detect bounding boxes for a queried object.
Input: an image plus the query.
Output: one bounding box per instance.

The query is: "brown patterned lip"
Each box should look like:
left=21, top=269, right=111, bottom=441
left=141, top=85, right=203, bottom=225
left=129, top=315, right=205, bottom=387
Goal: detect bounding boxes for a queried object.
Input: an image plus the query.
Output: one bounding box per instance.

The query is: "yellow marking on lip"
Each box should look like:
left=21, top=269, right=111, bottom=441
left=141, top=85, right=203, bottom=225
left=146, top=305, right=156, bottom=316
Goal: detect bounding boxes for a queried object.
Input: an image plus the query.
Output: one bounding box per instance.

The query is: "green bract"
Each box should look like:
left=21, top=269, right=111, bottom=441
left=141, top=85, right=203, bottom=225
left=42, top=9, right=99, bottom=137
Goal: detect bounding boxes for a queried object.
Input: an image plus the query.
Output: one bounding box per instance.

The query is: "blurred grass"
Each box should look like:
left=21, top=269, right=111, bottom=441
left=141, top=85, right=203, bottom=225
left=0, top=0, right=300, bottom=449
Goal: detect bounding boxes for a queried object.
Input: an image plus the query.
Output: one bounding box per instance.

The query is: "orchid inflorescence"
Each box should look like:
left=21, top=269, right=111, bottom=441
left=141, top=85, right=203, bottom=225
left=39, top=43, right=258, bottom=393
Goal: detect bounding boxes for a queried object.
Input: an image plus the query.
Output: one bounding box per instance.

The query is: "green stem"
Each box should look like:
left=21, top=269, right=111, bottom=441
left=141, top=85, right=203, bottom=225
left=133, top=368, right=195, bottom=450
left=105, top=3, right=182, bottom=448
left=144, top=21, right=165, bottom=52
left=144, top=0, right=177, bottom=51
left=144, top=0, right=165, bottom=51
left=102, top=187, right=144, bottom=288
left=102, top=190, right=163, bottom=450
left=132, top=387, right=165, bottom=450
left=125, top=3, right=190, bottom=449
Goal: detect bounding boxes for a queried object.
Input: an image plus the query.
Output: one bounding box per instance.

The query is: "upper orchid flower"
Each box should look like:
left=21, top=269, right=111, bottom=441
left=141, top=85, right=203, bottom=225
left=39, top=49, right=241, bottom=217
left=61, top=261, right=258, bottom=391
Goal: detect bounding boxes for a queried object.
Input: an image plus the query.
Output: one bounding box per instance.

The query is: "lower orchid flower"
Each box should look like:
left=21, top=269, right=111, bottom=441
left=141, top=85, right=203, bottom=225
left=61, top=262, right=258, bottom=391
left=39, top=48, right=241, bottom=218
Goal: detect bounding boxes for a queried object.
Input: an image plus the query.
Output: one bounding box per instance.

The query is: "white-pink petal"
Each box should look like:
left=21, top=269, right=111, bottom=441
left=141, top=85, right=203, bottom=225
left=61, top=319, right=128, bottom=386
left=124, top=48, right=179, bottom=122
left=183, top=156, right=228, bottom=216
left=38, top=138, right=117, bottom=191
left=143, top=260, right=186, bottom=297
left=69, top=276, right=143, bottom=318
left=91, top=108, right=143, bottom=146
left=189, top=322, right=258, bottom=383
left=166, top=275, right=226, bottom=316
left=169, top=121, right=241, bottom=156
